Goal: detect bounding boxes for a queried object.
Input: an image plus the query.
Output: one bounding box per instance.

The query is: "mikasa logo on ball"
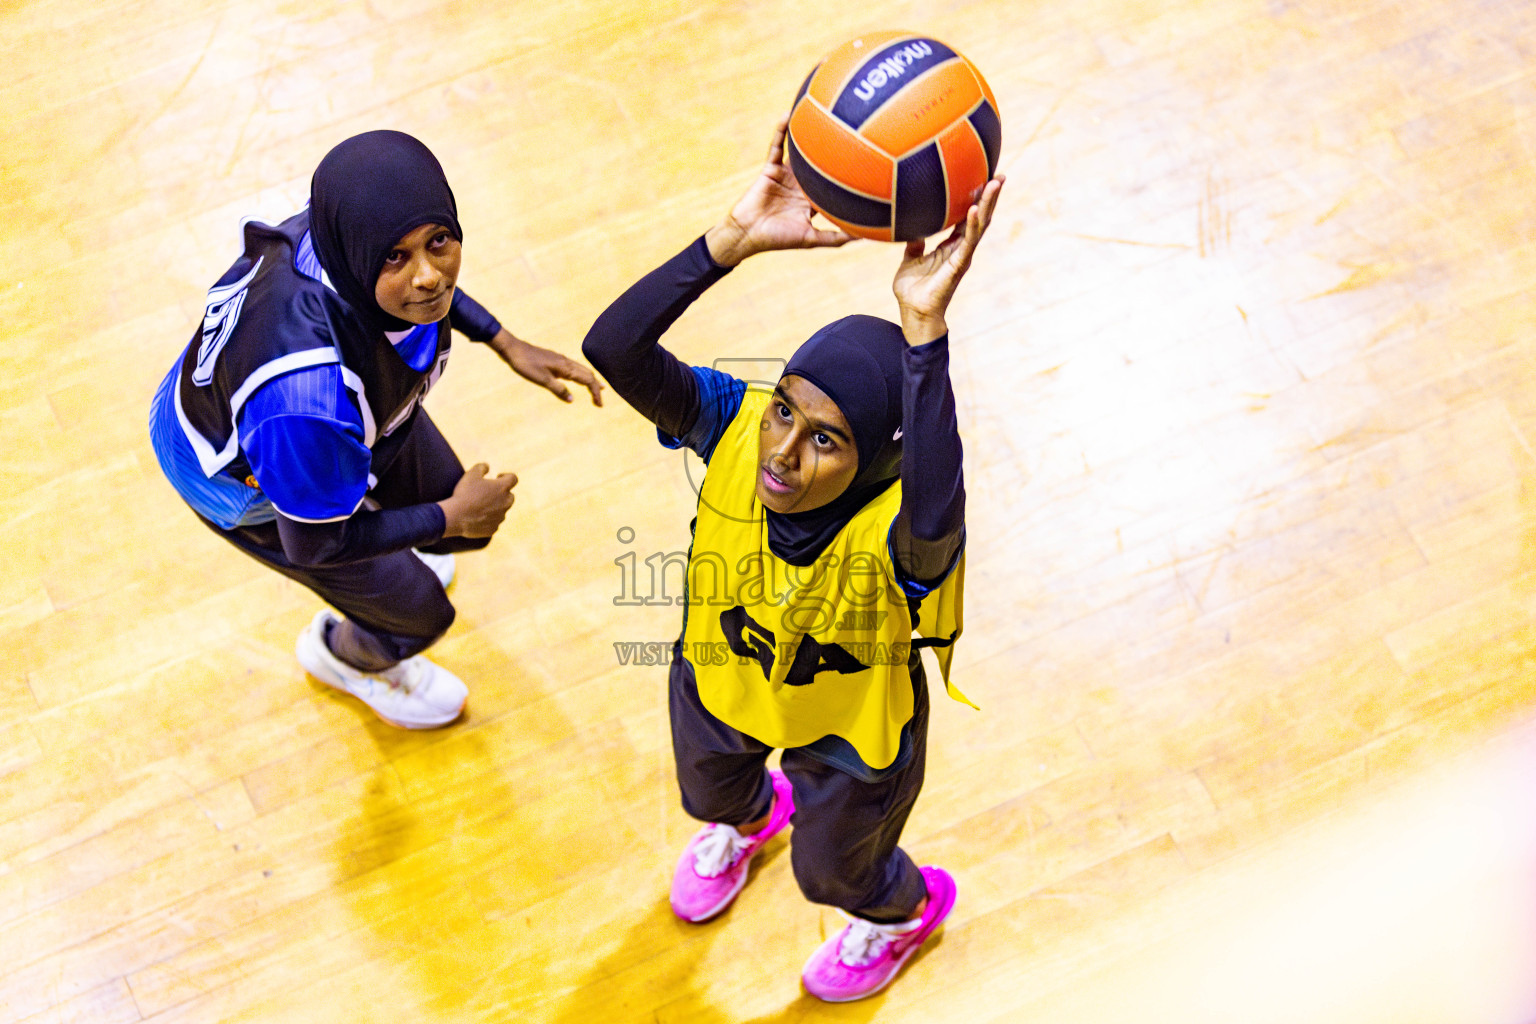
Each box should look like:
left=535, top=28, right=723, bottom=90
left=852, top=41, right=934, bottom=102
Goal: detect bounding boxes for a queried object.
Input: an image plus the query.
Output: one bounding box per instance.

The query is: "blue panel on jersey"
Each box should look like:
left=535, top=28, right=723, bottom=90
left=391, top=323, right=439, bottom=372
left=658, top=365, right=747, bottom=465
left=241, top=366, right=371, bottom=522
left=829, top=38, right=958, bottom=130
left=294, top=229, right=324, bottom=281
left=244, top=414, right=370, bottom=522
left=895, top=142, right=948, bottom=241
left=148, top=366, right=275, bottom=529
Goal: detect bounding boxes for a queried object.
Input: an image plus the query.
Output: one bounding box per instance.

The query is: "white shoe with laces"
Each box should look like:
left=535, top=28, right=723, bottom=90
left=412, top=549, right=455, bottom=589
left=295, top=610, right=467, bottom=729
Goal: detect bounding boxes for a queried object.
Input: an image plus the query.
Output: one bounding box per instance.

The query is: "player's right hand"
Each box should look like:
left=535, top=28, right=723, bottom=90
left=440, top=463, right=518, bottom=538
left=704, top=117, right=854, bottom=267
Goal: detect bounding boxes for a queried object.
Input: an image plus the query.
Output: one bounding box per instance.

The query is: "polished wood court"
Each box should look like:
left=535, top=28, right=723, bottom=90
left=4, top=0, right=1536, bottom=1020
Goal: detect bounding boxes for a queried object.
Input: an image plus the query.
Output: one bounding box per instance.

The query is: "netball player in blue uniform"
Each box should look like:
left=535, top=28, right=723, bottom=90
left=584, top=119, right=1002, bottom=1002
left=150, top=130, right=601, bottom=729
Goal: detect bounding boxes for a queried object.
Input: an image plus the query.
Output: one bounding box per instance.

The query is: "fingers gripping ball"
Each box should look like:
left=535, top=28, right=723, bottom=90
left=786, top=32, right=1001, bottom=242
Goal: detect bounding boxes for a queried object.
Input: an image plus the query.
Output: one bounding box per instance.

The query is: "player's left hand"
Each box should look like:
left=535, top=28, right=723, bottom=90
left=892, top=174, right=1005, bottom=346
left=492, top=330, right=605, bottom=405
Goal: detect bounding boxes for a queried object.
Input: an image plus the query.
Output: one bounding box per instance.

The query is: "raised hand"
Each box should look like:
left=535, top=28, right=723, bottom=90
left=705, top=117, right=854, bottom=267
left=892, top=175, right=1005, bottom=345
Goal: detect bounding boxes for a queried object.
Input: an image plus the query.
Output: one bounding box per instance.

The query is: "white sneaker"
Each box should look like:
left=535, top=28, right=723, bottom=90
left=412, top=549, right=456, bottom=589
left=295, top=610, right=467, bottom=729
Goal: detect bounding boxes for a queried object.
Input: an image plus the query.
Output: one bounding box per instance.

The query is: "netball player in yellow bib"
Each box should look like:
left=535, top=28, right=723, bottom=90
left=583, top=119, right=1003, bottom=1002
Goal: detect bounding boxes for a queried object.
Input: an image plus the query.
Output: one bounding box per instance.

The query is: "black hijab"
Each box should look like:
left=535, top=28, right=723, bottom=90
left=308, top=130, right=461, bottom=333
left=767, top=315, right=907, bottom=566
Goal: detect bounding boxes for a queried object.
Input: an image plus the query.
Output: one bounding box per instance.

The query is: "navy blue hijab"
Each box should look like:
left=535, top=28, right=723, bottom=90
left=768, top=315, right=906, bottom=566
left=308, top=130, right=462, bottom=333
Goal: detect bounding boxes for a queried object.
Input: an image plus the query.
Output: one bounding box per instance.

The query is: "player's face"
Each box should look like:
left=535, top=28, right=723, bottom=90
left=374, top=223, right=462, bottom=324
left=757, top=375, right=859, bottom=514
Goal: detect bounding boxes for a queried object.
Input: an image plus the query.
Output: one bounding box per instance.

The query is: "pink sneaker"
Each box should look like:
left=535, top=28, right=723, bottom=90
left=801, top=866, right=956, bottom=1002
left=670, top=769, right=795, bottom=922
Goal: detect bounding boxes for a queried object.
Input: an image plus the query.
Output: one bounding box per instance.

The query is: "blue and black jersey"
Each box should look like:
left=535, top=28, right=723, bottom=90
left=149, top=210, right=501, bottom=530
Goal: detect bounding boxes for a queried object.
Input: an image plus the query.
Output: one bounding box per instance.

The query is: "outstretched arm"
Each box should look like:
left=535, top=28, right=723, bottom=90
left=890, top=176, right=1005, bottom=585
left=452, top=288, right=604, bottom=406
left=580, top=238, right=725, bottom=440
left=583, top=117, right=853, bottom=438
left=485, top=328, right=605, bottom=406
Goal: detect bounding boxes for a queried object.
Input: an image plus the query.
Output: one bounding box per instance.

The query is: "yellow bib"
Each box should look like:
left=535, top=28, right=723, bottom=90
left=682, top=388, right=971, bottom=770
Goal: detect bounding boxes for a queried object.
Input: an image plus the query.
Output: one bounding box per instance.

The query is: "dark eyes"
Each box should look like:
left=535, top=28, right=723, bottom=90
left=382, top=233, right=454, bottom=267
left=776, top=403, right=835, bottom=449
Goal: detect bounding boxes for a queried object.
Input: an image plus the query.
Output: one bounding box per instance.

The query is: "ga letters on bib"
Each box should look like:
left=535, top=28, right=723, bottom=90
left=682, top=388, right=972, bottom=771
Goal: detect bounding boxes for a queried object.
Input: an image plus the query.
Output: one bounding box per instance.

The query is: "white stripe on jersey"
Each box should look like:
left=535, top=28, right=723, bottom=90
left=192, top=257, right=263, bottom=386
left=175, top=348, right=343, bottom=478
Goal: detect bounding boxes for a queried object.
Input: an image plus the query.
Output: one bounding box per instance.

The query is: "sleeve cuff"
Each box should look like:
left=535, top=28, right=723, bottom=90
left=449, top=289, right=504, bottom=342
left=694, top=234, right=737, bottom=277
left=904, top=332, right=951, bottom=362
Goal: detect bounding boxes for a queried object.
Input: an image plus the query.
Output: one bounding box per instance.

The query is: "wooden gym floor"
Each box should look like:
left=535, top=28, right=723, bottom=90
left=3, top=0, right=1536, bottom=1020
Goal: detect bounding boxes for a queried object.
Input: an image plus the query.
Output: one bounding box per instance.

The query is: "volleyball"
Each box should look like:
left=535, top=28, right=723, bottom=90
left=786, top=32, right=1001, bottom=242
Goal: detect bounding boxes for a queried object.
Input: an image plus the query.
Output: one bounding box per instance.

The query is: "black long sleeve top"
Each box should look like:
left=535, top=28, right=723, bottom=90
left=582, top=236, right=965, bottom=586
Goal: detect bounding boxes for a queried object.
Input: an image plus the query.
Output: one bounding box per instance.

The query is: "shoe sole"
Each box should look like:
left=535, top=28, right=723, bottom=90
left=308, top=671, right=463, bottom=730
